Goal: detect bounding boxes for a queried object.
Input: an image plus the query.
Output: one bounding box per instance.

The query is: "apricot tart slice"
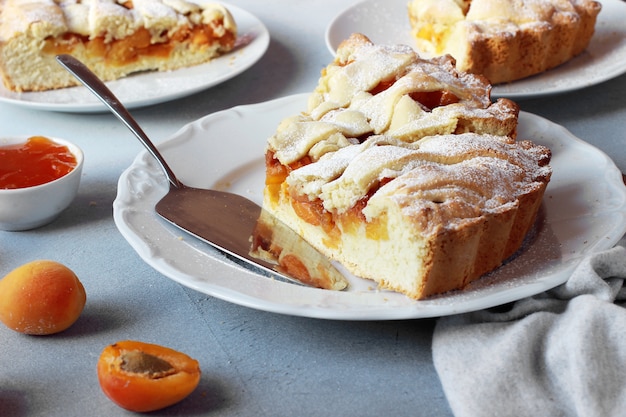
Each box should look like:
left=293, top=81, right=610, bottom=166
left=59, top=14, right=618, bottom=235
left=0, top=0, right=237, bottom=92
left=262, top=34, right=552, bottom=300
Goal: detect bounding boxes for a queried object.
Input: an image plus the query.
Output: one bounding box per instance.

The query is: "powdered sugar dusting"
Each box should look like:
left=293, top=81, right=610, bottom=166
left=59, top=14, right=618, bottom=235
left=1, top=0, right=234, bottom=42
left=267, top=33, right=552, bottom=243
left=269, top=34, right=519, bottom=169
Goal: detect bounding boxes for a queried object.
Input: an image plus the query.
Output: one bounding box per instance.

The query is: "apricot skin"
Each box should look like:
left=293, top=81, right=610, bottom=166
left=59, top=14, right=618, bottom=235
left=97, top=340, right=201, bottom=412
left=0, top=260, right=86, bottom=335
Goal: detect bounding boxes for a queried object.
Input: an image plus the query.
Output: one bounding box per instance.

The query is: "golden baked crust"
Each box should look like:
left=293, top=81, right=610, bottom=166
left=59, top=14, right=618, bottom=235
left=262, top=34, right=552, bottom=299
left=0, top=0, right=237, bottom=92
left=408, top=0, right=602, bottom=84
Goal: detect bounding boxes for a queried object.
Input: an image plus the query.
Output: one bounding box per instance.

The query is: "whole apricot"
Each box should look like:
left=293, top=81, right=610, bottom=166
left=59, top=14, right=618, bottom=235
left=97, top=340, right=201, bottom=412
left=0, top=260, right=86, bottom=335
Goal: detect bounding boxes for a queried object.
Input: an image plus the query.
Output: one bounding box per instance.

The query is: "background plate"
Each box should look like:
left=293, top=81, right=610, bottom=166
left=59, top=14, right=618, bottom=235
left=113, top=94, right=626, bottom=320
left=325, top=0, right=626, bottom=99
left=0, top=3, right=269, bottom=113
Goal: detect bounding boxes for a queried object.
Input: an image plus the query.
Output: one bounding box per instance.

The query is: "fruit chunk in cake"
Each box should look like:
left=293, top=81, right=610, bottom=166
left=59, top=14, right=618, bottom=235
left=0, top=0, right=237, bottom=92
left=262, top=34, right=552, bottom=299
left=407, top=0, right=602, bottom=84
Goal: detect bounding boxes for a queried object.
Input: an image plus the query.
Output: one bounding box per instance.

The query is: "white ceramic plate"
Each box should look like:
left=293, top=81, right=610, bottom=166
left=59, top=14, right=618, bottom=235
left=325, top=0, right=626, bottom=99
left=0, top=4, right=269, bottom=113
left=113, top=93, right=626, bottom=320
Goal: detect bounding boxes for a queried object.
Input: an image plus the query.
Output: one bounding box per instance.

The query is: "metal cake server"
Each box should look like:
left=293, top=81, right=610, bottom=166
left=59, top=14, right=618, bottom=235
left=56, top=54, right=348, bottom=291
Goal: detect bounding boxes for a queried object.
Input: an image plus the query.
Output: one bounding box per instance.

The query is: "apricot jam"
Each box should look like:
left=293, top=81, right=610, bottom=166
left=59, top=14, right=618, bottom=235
left=0, top=136, right=77, bottom=189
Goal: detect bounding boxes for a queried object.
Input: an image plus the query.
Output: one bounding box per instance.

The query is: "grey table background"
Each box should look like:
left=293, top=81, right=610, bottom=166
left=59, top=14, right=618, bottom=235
left=1, top=1, right=624, bottom=416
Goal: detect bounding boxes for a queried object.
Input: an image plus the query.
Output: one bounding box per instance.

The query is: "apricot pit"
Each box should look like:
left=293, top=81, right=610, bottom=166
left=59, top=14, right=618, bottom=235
left=120, top=350, right=176, bottom=378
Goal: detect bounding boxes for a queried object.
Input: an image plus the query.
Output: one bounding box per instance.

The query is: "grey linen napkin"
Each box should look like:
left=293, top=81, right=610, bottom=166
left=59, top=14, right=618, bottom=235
left=433, top=238, right=626, bottom=417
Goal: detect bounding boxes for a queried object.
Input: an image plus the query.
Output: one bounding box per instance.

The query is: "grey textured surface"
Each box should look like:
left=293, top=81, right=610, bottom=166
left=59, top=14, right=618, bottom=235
left=1, top=0, right=624, bottom=415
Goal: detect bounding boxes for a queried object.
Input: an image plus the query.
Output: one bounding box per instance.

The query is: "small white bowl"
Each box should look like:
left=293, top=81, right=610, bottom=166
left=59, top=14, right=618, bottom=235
left=0, top=136, right=84, bottom=231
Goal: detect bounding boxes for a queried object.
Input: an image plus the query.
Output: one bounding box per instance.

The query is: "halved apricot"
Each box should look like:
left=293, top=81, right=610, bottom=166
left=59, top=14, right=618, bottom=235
left=97, top=340, right=201, bottom=412
left=0, top=260, right=86, bottom=335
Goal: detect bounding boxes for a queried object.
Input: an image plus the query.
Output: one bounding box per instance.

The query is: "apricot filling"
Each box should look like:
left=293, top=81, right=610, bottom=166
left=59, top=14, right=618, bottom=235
left=266, top=145, right=396, bottom=246
left=409, top=90, right=460, bottom=110
left=43, top=20, right=235, bottom=67
left=370, top=79, right=460, bottom=111
left=42, top=3, right=234, bottom=66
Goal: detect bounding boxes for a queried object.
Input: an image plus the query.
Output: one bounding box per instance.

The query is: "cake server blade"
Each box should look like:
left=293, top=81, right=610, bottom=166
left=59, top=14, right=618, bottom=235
left=56, top=54, right=348, bottom=291
left=156, top=186, right=348, bottom=290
